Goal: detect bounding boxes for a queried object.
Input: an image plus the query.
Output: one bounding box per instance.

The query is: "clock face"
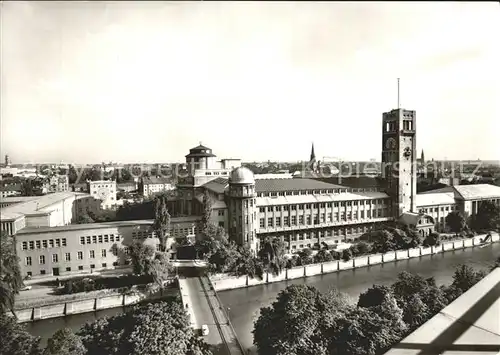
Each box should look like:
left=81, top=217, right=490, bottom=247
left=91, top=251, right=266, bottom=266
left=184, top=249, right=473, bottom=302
left=97, top=188, right=109, bottom=199
left=385, top=138, right=397, bottom=150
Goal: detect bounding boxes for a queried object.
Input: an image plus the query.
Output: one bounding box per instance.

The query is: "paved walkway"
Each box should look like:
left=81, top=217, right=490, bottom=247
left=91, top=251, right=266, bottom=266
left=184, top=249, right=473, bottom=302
left=180, top=276, right=246, bottom=355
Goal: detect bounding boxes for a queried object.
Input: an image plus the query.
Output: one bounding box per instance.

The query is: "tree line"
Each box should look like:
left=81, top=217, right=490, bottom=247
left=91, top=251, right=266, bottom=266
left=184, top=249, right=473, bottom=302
left=253, top=263, right=497, bottom=355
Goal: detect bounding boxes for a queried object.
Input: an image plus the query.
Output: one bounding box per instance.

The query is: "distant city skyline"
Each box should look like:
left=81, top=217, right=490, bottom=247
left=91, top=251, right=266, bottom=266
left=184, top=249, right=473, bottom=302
left=2, top=2, right=499, bottom=164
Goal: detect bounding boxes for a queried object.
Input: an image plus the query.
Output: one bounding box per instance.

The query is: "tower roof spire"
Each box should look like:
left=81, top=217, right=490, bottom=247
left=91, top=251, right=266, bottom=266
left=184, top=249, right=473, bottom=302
left=310, top=142, right=316, bottom=162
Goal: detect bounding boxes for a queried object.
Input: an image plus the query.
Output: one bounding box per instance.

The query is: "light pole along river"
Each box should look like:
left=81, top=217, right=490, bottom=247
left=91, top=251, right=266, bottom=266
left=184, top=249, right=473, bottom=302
left=26, top=243, right=500, bottom=352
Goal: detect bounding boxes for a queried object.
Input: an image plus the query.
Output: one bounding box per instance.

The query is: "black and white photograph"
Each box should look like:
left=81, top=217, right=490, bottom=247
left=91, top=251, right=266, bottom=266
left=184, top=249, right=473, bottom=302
left=1, top=1, right=499, bottom=355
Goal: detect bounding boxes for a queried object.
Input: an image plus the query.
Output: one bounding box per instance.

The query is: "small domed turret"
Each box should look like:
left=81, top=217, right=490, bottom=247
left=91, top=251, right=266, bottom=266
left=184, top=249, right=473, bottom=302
left=229, top=167, right=254, bottom=185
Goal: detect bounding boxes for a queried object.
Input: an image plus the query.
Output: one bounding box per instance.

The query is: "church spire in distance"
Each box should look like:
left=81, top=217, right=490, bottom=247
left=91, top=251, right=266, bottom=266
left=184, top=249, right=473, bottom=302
left=310, top=142, right=316, bottom=162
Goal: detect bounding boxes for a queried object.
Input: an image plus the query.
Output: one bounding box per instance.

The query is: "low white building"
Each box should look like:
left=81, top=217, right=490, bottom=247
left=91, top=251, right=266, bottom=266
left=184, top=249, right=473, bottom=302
left=87, top=180, right=117, bottom=209
left=140, top=177, right=174, bottom=198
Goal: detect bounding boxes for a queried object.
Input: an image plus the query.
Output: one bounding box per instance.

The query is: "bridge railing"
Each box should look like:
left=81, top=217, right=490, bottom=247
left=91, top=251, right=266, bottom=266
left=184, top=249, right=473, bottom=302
left=204, top=276, right=248, bottom=355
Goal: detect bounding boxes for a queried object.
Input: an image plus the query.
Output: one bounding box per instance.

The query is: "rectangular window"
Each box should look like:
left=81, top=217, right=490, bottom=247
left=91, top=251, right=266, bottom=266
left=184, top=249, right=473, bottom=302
left=90, top=264, right=95, bottom=269
left=104, top=235, right=109, bottom=243
left=49, top=240, right=54, bottom=248
left=86, top=236, right=91, bottom=244
left=65, top=253, right=71, bottom=261
left=101, top=249, right=107, bottom=257
left=260, top=218, right=265, bottom=228
left=306, top=215, right=312, bottom=224
left=341, top=212, right=346, bottom=221
left=29, top=241, right=35, bottom=250
left=66, top=267, right=71, bottom=272
left=78, top=266, right=84, bottom=270
left=42, top=240, right=48, bottom=248
left=110, top=235, right=115, bottom=242
left=92, top=236, right=97, bottom=244
left=360, top=211, right=364, bottom=219
left=52, top=254, right=58, bottom=263
left=90, top=250, right=95, bottom=258
left=299, top=215, right=304, bottom=224
left=347, top=212, right=352, bottom=220
left=77, top=251, right=83, bottom=260
left=367, top=210, right=372, bottom=218
left=291, top=216, right=297, bottom=225
left=36, top=240, right=41, bottom=249
left=22, top=242, right=28, bottom=250
left=55, top=239, right=61, bottom=247
left=275, top=217, right=281, bottom=226
left=39, top=255, right=45, bottom=264
left=62, top=238, right=67, bottom=247
left=98, top=235, right=103, bottom=243
left=115, top=235, right=120, bottom=242
left=267, top=218, right=273, bottom=227
left=80, top=237, right=85, bottom=245
left=40, top=270, right=46, bottom=275
left=102, top=263, right=107, bottom=268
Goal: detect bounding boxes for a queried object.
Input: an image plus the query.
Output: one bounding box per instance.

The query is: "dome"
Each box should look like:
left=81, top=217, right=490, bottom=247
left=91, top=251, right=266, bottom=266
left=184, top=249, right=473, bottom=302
left=229, top=166, right=255, bottom=185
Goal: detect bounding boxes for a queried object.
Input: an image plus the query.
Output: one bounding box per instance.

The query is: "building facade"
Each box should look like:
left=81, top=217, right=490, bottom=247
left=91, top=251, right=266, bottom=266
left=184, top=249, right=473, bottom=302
left=88, top=180, right=117, bottom=209
left=15, top=216, right=201, bottom=277
left=139, top=176, right=174, bottom=198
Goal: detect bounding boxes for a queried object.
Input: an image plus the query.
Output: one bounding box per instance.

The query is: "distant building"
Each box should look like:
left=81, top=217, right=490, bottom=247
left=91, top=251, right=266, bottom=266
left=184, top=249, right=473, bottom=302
left=44, top=175, right=69, bottom=193
left=139, top=177, right=173, bottom=198
left=87, top=180, right=117, bottom=209
left=117, top=182, right=138, bottom=193
left=0, top=192, right=99, bottom=235
left=0, top=183, right=22, bottom=198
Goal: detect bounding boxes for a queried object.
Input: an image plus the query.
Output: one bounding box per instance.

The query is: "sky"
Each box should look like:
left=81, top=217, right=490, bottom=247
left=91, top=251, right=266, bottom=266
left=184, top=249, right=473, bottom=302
left=1, top=1, right=499, bottom=164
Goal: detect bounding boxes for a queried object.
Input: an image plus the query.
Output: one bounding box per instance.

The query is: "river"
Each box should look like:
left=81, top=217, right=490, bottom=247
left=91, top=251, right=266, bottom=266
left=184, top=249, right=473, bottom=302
left=26, top=243, right=500, bottom=351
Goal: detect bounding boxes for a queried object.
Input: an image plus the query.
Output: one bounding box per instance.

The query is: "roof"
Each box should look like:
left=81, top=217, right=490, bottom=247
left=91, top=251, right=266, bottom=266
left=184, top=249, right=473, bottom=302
left=194, top=194, right=227, bottom=209
left=0, top=196, right=39, bottom=204
left=16, top=216, right=202, bottom=235
left=255, top=178, right=345, bottom=193
left=416, top=192, right=456, bottom=207
left=0, top=192, right=77, bottom=216
left=142, top=176, right=172, bottom=185
left=254, top=173, right=294, bottom=180
left=0, top=211, right=25, bottom=221
left=420, top=184, right=500, bottom=200
left=453, top=184, right=500, bottom=200
left=313, top=176, right=385, bottom=190
left=202, top=177, right=228, bottom=194
left=230, top=167, right=255, bottom=184
left=384, top=267, right=500, bottom=355
left=256, top=191, right=389, bottom=206
left=399, top=211, right=434, bottom=226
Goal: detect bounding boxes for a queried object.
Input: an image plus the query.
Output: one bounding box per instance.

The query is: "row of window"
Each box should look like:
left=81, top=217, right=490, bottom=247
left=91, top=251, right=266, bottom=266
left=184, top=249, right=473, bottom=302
left=25, top=263, right=118, bottom=277
left=256, top=189, right=348, bottom=198
left=80, top=234, right=121, bottom=245
left=258, top=199, right=386, bottom=212
left=259, top=209, right=388, bottom=228
left=25, top=249, right=113, bottom=265
left=419, top=205, right=457, bottom=214
left=22, top=238, right=67, bottom=251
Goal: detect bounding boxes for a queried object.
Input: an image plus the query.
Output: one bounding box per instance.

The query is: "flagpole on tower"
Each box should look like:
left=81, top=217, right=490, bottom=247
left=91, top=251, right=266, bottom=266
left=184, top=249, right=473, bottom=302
left=397, top=78, right=400, bottom=109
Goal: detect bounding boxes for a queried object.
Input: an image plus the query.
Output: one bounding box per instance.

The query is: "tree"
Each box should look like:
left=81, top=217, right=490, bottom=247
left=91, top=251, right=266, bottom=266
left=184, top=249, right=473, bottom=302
left=491, top=255, right=500, bottom=271
left=150, top=252, right=174, bottom=290
left=341, top=248, right=352, bottom=262
left=470, top=200, right=500, bottom=232
left=43, top=328, right=85, bottom=355
left=354, top=241, right=372, bottom=255
left=128, top=241, right=156, bottom=275
left=371, top=230, right=397, bottom=253
left=297, top=248, right=314, bottom=266
left=195, top=223, right=228, bottom=260
left=451, top=264, right=487, bottom=293
left=200, top=190, right=213, bottom=233
left=401, top=294, right=430, bottom=331
left=232, top=246, right=264, bottom=280
left=78, top=300, right=211, bottom=355
left=0, top=313, right=42, bottom=355
left=75, top=213, right=95, bottom=224
left=153, top=196, right=171, bottom=252
left=258, top=237, right=287, bottom=275
left=253, top=285, right=350, bottom=355
left=422, top=232, right=441, bottom=247
left=314, top=249, right=333, bottom=263
left=446, top=211, right=467, bottom=236
left=1, top=231, right=24, bottom=316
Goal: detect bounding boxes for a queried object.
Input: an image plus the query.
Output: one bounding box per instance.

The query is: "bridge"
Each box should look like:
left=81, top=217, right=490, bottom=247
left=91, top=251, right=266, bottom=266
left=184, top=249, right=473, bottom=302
left=179, top=274, right=246, bottom=355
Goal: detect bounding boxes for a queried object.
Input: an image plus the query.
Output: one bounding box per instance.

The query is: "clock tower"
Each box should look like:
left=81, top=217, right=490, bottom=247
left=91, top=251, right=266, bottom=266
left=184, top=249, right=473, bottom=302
left=381, top=108, right=417, bottom=217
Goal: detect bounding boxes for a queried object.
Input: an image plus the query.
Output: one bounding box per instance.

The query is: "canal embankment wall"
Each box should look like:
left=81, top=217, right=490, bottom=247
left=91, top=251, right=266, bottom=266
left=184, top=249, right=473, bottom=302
left=14, top=284, right=176, bottom=323
left=210, top=233, right=500, bottom=292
